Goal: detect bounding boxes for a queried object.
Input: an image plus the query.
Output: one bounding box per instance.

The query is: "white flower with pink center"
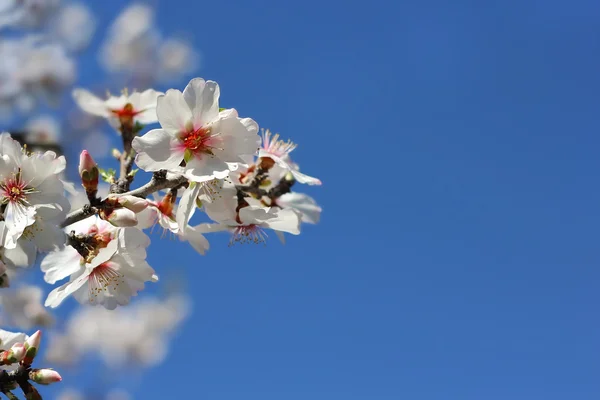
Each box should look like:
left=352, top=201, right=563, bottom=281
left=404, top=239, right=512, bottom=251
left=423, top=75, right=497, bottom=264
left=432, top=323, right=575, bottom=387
left=0, top=133, right=69, bottom=250
left=43, top=217, right=157, bottom=310
left=258, top=129, right=321, bottom=185
left=132, top=78, right=260, bottom=183
left=137, top=191, right=209, bottom=255
left=73, top=88, right=162, bottom=130
left=194, top=194, right=302, bottom=246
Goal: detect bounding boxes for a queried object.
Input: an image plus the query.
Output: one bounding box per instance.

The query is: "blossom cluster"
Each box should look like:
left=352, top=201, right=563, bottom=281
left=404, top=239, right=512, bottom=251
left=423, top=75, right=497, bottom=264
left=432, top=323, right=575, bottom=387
left=0, top=76, right=321, bottom=314
left=0, top=328, right=62, bottom=399
left=45, top=294, right=189, bottom=367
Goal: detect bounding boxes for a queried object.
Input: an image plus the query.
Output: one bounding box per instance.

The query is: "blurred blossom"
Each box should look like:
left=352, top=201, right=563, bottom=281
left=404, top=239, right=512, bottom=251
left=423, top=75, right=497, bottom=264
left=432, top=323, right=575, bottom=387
left=51, top=2, right=96, bottom=52
left=56, top=388, right=84, bottom=400
left=24, top=114, right=61, bottom=144
left=81, top=130, right=111, bottom=159
left=0, top=37, right=75, bottom=115
left=100, top=3, right=198, bottom=85
left=0, top=285, right=55, bottom=329
left=158, top=38, right=199, bottom=82
left=0, top=0, right=61, bottom=28
left=57, top=388, right=131, bottom=400
left=46, top=294, right=191, bottom=368
left=108, top=2, right=153, bottom=42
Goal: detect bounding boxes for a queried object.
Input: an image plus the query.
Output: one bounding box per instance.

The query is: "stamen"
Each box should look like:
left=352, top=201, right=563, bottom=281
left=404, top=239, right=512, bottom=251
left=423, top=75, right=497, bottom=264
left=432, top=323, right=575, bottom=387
left=88, top=263, right=125, bottom=303
left=229, top=224, right=268, bottom=246
left=261, top=129, right=297, bottom=157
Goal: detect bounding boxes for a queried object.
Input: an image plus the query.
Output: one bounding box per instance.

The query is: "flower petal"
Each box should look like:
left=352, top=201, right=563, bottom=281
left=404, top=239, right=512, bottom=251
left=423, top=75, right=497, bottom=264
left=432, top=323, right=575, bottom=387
left=72, top=89, right=110, bottom=118
left=182, top=78, right=220, bottom=127
left=156, top=89, right=191, bottom=134
left=132, top=129, right=183, bottom=172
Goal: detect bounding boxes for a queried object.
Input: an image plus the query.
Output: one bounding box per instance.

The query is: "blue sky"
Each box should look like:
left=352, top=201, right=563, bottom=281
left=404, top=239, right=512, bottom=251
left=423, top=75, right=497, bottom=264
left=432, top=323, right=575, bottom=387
left=31, top=0, right=600, bottom=398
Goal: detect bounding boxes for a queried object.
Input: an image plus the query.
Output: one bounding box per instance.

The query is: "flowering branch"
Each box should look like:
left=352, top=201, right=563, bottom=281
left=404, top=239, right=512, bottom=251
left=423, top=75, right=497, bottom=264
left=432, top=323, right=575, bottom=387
left=60, top=171, right=188, bottom=228
left=0, top=330, right=61, bottom=399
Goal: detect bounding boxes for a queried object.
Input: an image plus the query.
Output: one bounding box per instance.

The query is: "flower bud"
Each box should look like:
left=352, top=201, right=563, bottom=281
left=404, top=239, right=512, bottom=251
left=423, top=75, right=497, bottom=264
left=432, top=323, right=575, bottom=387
left=79, top=150, right=99, bottom=194
left=112, top=148, right=122, bottom=159
left=7, top=342, right=26, bottom=363
left=29, top=369, right=62, bottom=385
left=22, top=330, right=41, bottom=365
left=105, top=208, right=138, bottom=227
left=109, top=195, right=148, bottom=213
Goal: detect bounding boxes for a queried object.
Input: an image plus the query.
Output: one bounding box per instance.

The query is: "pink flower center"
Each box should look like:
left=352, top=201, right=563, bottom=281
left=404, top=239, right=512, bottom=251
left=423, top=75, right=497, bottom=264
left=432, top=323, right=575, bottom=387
left=181, top=126, right=213, bottom=153
left=229, top=224, right=267, bottom=246
left=0, top=174, right=31, bottom=204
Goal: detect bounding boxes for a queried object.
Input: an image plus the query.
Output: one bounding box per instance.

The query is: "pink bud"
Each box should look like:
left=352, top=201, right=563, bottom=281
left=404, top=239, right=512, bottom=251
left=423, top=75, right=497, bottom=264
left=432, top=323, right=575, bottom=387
left=29, top=369, right=62, bottom=385
left=78, top=150, right=99, bottom=193
left=106, top=208, right=138, bottom=227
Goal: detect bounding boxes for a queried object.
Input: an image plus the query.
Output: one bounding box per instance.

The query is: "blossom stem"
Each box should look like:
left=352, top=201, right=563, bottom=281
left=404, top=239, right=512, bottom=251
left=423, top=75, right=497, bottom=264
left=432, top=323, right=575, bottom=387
left=60, top=173, right=188, bottom=228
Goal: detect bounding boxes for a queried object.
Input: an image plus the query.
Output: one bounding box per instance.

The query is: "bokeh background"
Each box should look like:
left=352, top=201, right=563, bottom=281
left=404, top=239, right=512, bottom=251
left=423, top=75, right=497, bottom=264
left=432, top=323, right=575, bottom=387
left=1, top=0, right=600, bottom=399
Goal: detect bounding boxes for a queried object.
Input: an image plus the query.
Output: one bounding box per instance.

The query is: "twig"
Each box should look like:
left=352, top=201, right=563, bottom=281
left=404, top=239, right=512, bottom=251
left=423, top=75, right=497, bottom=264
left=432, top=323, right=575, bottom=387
left=60, top=173, right=188, bottom=228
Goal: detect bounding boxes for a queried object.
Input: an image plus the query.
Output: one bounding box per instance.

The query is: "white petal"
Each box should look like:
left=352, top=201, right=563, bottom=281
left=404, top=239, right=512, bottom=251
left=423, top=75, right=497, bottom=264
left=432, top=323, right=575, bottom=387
left=156, top=89, right=192, bottom=134
left=132, top=129, right=183, bottom=172
left=41, top=247, right=81, bottom=284
left=261, top=208, right=301, bottom=235
left=183, top=156, right=230, bottom=183
left=182, top=225, right=210, bottom=255
left=277, top=192, right=322, bottom=224
left=4, top=202, right=36, bottom=247
left=176, top=183, right=201, bottom=232
left=182, top=78, right=220, bottom=127
left=72, top=89, right=110, bottom=118
left=260, top=153, right=322, bottom=185
left=191, top=222, right=231, bottom=234
left=130, top=89, right=162, bottom=124
left=45, top=269, right=90, bottom=308
left=3, top=240, right=37, bottom=268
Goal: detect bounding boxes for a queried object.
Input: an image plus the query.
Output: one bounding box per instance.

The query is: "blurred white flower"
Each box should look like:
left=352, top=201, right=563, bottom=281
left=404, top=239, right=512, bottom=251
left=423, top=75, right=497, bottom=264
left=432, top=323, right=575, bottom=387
left=56, top=388, right=83, bottom=400
left=51, top=2, right=96, bottom=52
left=100, top=3, right=199, bottom=84
left=0, top=37, right=75, bottom=114
left=0, top=0, right=61, bottom=28
left=46, top=294, right=190, bottom=368
left=24, top=114, right=61, bottom=145
left=0, top=284, right=54, bottom=329
left=158, top=38, right=199, bottom=82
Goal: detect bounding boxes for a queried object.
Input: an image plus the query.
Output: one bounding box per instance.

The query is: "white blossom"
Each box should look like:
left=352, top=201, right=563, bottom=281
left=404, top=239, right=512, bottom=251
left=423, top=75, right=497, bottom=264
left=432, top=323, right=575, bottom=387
left=0, top=133, right=69, bottom=254
left=0, top=284, right=54, bottom=329
left=43, top=217, right=157, bottom=309
left=73, top=88, right=162, bottom=130
left=132, top=78, right=260, bottom=182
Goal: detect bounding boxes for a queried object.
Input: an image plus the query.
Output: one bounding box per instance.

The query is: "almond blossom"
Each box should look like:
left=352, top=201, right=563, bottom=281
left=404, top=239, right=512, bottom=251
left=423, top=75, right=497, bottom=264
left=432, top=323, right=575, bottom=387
left=73, top=88, right=162, bottom=131
left=132, top=78, right=260, bottom=182
left=0, top=133, right=69, bottom=250
left=258, top=129, right=321, bottom=185
left=43, top=217, right=157, bottom=310
left=137, top=190, right=209, bottom=255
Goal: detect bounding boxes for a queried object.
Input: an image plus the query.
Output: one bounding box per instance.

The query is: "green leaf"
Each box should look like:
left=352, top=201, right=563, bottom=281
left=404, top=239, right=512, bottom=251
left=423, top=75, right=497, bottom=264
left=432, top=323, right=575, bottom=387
left=219, top=107, right=226, bottom=112
left=99, top=168, right=116, bottom=183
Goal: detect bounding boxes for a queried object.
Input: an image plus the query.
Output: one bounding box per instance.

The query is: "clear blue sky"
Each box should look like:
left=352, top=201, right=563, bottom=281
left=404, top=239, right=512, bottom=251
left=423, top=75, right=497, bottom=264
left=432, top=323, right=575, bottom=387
left=43, top=0, right=600, bottom=398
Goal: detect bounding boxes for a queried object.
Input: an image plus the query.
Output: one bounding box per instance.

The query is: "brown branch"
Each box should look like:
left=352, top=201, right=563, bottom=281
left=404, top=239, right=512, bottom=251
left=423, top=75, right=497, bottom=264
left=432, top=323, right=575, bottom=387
left=60, top=173, right=188, bottom=228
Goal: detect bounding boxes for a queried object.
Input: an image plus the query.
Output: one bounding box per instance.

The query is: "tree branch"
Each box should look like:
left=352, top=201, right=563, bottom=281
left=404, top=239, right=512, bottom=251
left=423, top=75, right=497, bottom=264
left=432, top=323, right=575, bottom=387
left=60, top=173, right=188, bottom=228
